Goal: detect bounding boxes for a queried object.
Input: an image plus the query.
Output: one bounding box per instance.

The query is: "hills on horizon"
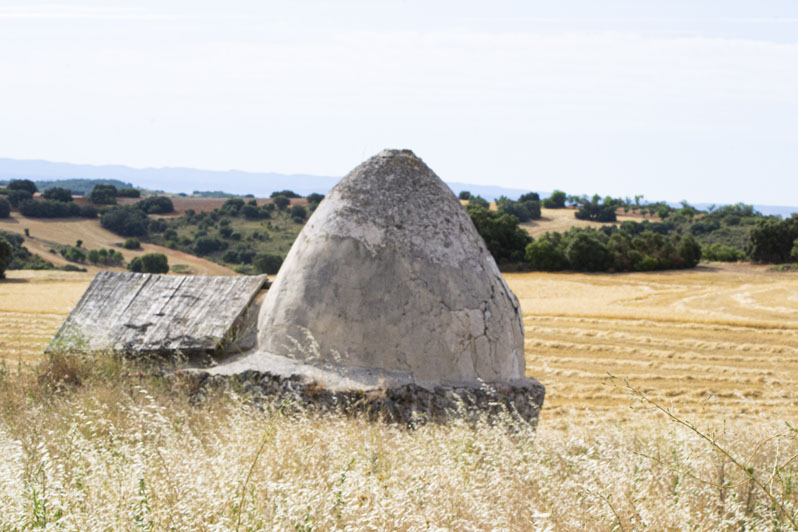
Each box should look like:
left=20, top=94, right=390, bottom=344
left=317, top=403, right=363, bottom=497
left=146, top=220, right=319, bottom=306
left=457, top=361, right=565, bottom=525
left=1, top=157, right=796, bottom=217
left=0, top=157, right=530, bottom=203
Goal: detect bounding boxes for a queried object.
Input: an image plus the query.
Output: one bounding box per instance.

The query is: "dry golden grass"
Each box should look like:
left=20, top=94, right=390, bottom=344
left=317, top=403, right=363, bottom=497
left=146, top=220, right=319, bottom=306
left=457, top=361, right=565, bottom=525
left=0, top=352, right=795, bottom=530
left=0, top=212, right=234, bottom=275
left=3, top=264, right=798, bottom=529
left=521, top=207, right=645, bottom=238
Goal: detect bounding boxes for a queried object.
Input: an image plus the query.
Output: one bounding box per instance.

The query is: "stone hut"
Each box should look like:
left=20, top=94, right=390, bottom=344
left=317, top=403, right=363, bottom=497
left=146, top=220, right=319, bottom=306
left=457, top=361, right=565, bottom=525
left=50, top=149, right=545, bottom=423
left=209, top=149, right=544, bottom=421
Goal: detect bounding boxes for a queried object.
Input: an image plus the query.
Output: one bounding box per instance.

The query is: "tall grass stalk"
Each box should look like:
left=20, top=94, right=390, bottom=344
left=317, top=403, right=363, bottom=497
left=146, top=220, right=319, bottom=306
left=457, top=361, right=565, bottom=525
left=0, top=352, right=796, bottom=530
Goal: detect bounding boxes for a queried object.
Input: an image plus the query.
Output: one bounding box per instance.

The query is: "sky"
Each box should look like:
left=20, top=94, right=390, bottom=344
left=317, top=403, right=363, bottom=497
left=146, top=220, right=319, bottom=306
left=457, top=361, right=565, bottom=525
left=1, top=0, right=797, bottom=205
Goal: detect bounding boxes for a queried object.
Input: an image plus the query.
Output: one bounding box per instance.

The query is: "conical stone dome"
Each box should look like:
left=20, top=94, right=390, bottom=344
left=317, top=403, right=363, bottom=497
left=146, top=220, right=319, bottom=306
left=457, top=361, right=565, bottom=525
left=256, top=149, right=525, bottom=385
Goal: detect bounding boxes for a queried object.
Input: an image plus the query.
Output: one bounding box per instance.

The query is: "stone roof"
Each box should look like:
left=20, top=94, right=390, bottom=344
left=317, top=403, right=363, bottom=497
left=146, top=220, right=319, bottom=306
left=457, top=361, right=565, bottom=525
left=251, top=149, right=526, bottom=385
left=49, top=271, right=267, bottom=356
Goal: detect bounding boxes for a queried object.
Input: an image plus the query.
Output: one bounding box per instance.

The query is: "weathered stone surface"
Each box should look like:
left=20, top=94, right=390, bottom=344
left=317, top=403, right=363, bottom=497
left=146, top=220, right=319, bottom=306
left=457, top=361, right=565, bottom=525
left=186, top=369, right=545, bottom=427
left=49, top=271, right=267, bottom=356
left=255, top=149, right=526, bottom=385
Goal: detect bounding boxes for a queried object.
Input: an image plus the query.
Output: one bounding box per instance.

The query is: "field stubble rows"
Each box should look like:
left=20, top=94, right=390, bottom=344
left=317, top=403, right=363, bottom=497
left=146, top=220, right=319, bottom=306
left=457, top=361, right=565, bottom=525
left=2, top=264, right=798, bottom=423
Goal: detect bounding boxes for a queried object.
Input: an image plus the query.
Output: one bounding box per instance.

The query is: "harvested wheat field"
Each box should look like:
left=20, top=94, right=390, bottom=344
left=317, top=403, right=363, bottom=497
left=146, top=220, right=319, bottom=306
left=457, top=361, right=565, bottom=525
left=2, top=264, right=798, bottom=530
left=506, top=263, right=798, bottom=423
left=521, top=207, right=644, bottom=238
left=0, top=270, right=92, bottom=364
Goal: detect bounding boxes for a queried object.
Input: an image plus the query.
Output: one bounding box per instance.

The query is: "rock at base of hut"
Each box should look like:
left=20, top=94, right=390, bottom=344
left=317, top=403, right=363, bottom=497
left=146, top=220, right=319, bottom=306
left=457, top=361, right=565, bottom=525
left=188, top=369, right=545, bottom=427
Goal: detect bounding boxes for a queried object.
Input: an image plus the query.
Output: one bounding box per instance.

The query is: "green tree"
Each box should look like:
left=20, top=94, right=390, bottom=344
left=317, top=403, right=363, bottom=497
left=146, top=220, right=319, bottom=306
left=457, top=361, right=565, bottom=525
left=748, top=216, right=798, bottom=263
left=128, top=253, right=169, bottom=273
left=466, top=205, right=531, bottom=263
left=542, top=190, right=567, bottom=209
left=7, top=179, right=37, bottom=194
left=123, top=237, right=141, bottom=250
left=270, top=190, right=300, bottom=198
left=253, top=253, right=283, bottom=274
left=7, top=190, right=33, bottom=207
left=458, top=191, right=472, bottom=200
left=42, top=187, right=73, bottom=202
left=272, top=195, right=290, bottom=210
left=290, top=204, right=307, bottom=222
left=0, top=237, right=12, bottom=278
left=468, top=195, right=489, bottom=209
left=117, top=188, right=141, bottom=198
left=496, top=196, right=541, bottom=222
left=90, top=184, right=118, bottom=205
left=565, top=232, right=612, bottom=271
left=0, top=198, right=9, bottom=218
left=676, top=234, right=702, bottom=268
left=307, top=193, right=325, bottom=205
left=101, top=206, right=148, bottom=237
left=136, top=196, right=174, bottom=214
left=75, top=206, right=95, bottom=220
left=525, top=235, right=567, bottom=271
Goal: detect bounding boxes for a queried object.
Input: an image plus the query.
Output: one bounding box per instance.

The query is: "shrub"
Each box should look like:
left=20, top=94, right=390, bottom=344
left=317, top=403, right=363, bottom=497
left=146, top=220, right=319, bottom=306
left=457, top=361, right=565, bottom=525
left=307, top=193, right=325, bottom=205
left=0, top=198, right=9, bottom=218
left=7, top=189, right=33, bottom=207
left=468, top=196, right=489, bottom=209
left=90, top=184, right=118, bottom=205
left=542, top=190, right=566, bottom=209
left=458, top=191, right=472, bottom=200
left=19, top=199, right=81, bottom=218
left=466, top=205, right=531, bottom=263
left=496, top=196, right=541, bottom=222
left=136, top=196, right=174, bottom=214
left=117, top=188, right=141, bottom=198
left=79, top=205, right=99, bottom=218
left=241, top=204, right=261, bottom=219
left=100, top=206, right=149, bottom=237
left=748, top=215, right=798, bottom=263
left=221, top=198, right=245, bottom=215
left=7, top=179, right=37, bottom=194
left=253, top=253, right=283, bottom=274
left=270, top=189, right=300, bottom=198
left=525, top=236, right=568, bottom=271
left=42, top=187, right=73, bottom=202
left=62, top=246, right=86, bottom=263
left=193, top=236, right=226, bottom=255
left=574, top=195, right=618, bottom=222
left=123, top=237, right=141, bottom=250
left=290, top=204, right=307, bottom=222
left=676, top=234, right=702, bottom=268
left=518, top=192, right=540, bottom=203
left=128, top=253, right=169, bottom=273
left=272, top=195, right=290, bottom=210
left=87, top=248, right=124, bottom=266
left=0, top=237, right=11, bottom=278
left=565, top=232, right=612, bottom=271
left=703, top=243, right=745, bottom=262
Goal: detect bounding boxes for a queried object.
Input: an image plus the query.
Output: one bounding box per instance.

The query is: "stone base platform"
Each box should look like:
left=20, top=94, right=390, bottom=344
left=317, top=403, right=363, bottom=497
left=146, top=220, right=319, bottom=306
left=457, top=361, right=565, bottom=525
left=183, top=363, right=545, bottom=427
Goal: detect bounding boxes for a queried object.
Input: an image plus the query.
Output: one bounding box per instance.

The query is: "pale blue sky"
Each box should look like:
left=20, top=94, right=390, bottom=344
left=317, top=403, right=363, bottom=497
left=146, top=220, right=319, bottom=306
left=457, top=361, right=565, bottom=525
left=1, top=1, right=797, bottom=204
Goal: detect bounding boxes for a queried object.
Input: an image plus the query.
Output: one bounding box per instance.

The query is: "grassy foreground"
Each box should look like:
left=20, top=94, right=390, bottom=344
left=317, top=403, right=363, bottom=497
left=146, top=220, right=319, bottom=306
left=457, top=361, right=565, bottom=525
left=0, top=354, right=796, bottom=531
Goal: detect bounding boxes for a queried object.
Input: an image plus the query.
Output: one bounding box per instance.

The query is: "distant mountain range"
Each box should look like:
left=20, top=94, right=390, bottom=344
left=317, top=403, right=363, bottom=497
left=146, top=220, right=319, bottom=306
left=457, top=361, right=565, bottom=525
left=0, top=157, right=531, bottom=201
left=1, top=157, right=796, bottom=217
